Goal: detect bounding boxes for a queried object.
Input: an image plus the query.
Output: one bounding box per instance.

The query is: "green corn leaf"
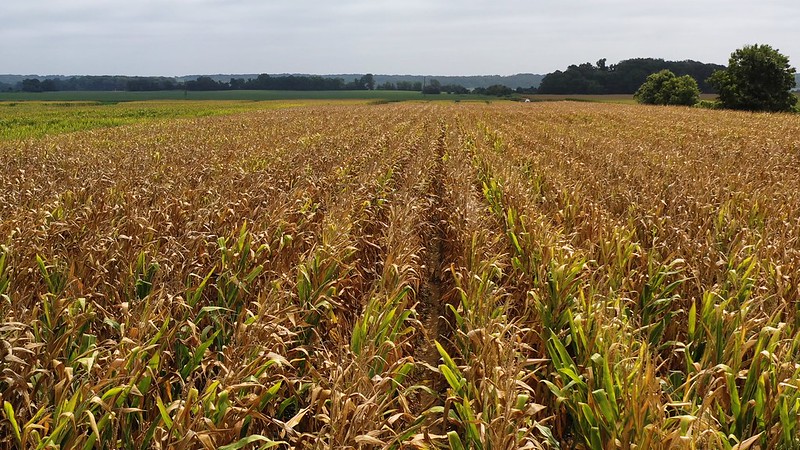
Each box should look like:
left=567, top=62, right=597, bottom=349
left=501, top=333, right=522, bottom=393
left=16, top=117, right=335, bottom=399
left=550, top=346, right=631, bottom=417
left=779, top=396, right=793, bottom=444
left=350, top=317, right=366, bottom=354
left=218, top=434, right=283, bottom=450
left=515, top=394, right=529, bottom=410
left=435, top=341, right=459, bottom=373
left=557, top=367, right=584, bottom=387
left=440, top=365, right=463, bottom=394
left=754, top=375, right=766, bottom=424
left=447, top=431, right=465, bottom=450
left=244, top=265, right=263, bottom=284
left=591, top=353, right=618, bottom=412
left=460, top=398, right=482, bottom=448
left=180, top=329, right=219, bottom=379
left=547, top=331, right=577, bottom=373
left=580, top=402, right=598, bottom=428
left=156, top=396, right=173, bottom=429
left=591, top=389, right=616, bottom=425
left=589, top=426, right=603, bottom=450
left=508, top=230, right=523, bottom=257
left=101, top=386, right=127, bottom=403
left=392, top=362, right=414, bottom=385
left=43, top=414, right=72, bottom=448
left=147, top=318, right=171, bottom=347
left=36, top=254, right=49, bottom=290
left=3, top=401, right=21, bottom=445
left=447, top=303, right=464, bottom=329
left=726, top=372, right=741, bottom=421
left=262, top=381, right=282, bottom=405
left=542, top=380, right=566, bottom=402
left=188, top=269, right=215, bottom=307
left=214, top=390, right=231, bottom=425
left=277, top=397, right=296, bottom=417
left=140, top=419, right=160, bottom=450
left=535, top=423, right=560, bottom=448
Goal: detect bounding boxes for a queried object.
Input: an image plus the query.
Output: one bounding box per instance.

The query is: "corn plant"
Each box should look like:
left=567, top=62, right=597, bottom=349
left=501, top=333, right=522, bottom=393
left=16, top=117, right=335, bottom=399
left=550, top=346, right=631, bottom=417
left=2, top=99, right=800, bottom=449
left=635, top=256, right=686, bottom=347
left=0, top=245, right=10, bottom=304
left=132, top=250, right=159, bottom=301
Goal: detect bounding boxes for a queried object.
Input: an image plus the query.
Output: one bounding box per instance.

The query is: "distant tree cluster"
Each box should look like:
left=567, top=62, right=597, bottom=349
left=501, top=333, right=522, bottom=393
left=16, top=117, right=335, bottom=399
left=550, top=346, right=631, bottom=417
left=413, top=78, right=508, bottom=95
left=472, top=84, right=514, bottom=96
left=443, top=84, right=469, bottom=94
left=194, top=74, right=477, bottom=94
left=15, top=74, right=384, bottom=93
left=422, top=79, right=442, bottom=94
left=187, top=74, right=380, bottom=91
left=13, top=73, right=447, bottom=93
left=632, top=44, right=797, bottom=112
left=394, top=81, right=424, bottom=91
left=515, top=86, right=538, bottom=94
left=19, top=76, right=177, bottom=92
left=634, top=70, right=699, bottom=106
left=538, top=58, right=723, bottom=94
left=127, top=78, right=178, bottom=91
left=417, top=79, right=466, bottom=94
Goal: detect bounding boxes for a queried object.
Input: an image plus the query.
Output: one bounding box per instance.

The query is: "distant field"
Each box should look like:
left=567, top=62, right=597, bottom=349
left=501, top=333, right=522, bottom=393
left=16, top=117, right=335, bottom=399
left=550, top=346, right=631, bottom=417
left=0, top=89, right=492, bottom=102
left=0, top=100, right=307, bottom=140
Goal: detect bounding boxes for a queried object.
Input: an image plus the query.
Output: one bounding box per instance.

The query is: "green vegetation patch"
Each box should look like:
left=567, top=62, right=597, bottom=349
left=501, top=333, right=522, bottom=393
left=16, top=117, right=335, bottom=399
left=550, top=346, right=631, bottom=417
left=0, top=100, right=298, bottom=140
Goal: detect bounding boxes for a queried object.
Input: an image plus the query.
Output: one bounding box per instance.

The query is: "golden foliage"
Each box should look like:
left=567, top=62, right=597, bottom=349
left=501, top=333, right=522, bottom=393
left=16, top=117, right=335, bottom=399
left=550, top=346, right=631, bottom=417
left=1, top=101, right=799, bottom=449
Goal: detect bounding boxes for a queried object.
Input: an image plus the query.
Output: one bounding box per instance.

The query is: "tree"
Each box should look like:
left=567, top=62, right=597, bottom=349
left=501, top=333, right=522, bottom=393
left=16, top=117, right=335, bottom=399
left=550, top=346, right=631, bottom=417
left=360, top=73, right=375, bottom=90
left=708, top=44, right=797, bottom=112
left=634, top=70, right=699, bottom=106
left=395, top=81, right=423, bottom=91
left=442, top=84, right=469, bottom=94
left=663, top=76, right=700, bottom=105
left=40, top=79, right=58, bottom=92
left=229, top=78, right=246, bottom=90
left=186, top=76, right=225, bottom=91
left=485, top=84, right=513, bottom=96
left=422, top=79, right=441, bottom=94
left=21, top=78, right=43, bottom=93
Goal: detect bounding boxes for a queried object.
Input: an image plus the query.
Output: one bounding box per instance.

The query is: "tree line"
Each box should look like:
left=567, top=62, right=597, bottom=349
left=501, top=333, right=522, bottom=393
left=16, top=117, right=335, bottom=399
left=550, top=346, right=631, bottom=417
left=192, top=74, right=380, bottom=91
left=537, top=58, right=725, bottom=94
left=10, top=74, right=455, bottom=93
left=9, top=56, right=781, bottom=97
left=16, top=76, right=179, bottom=92
left=9, top=73, right=517, bottom=96
left=11, top=74, right=381, bottom=93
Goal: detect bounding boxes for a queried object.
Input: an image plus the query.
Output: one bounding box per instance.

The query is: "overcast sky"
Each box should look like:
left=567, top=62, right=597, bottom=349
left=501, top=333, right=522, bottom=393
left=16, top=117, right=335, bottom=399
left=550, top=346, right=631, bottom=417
left=2, top=0, right=799, bottom=76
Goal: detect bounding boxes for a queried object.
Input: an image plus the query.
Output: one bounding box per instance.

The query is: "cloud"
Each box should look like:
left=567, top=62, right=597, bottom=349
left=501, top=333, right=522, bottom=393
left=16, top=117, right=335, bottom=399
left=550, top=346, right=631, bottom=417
left=1, top=0, right=798, bottom=75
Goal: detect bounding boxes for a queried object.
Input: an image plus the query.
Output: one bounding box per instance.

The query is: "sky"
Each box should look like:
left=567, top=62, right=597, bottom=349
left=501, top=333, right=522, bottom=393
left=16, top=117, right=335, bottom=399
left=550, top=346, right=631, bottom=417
left=2, top=0, right=799, bottom=76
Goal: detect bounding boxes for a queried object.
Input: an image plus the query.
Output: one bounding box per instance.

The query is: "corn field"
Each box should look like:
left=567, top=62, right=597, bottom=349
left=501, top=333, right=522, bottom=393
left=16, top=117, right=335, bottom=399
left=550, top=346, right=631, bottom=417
left=1, top=101, right=800, bottom=449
